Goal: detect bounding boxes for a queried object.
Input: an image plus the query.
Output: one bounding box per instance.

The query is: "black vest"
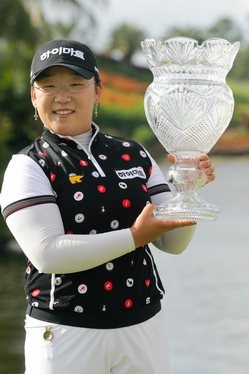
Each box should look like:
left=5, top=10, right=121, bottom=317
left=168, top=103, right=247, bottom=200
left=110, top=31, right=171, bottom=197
left=20, top=127, right=165, bottom=328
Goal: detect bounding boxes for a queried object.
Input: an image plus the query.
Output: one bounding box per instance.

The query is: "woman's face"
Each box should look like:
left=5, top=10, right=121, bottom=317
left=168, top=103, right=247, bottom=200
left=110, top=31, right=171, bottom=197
left=31, top=66, right=102, bottom=136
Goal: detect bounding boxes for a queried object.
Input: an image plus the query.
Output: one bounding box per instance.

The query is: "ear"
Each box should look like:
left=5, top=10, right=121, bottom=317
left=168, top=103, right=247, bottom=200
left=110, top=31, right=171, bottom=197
left=95, top=82, right=102, bottom=104
left=31, top=87, right=37, bottom=108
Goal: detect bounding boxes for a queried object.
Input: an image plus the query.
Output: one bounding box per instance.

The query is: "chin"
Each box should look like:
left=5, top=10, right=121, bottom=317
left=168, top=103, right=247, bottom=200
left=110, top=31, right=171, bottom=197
left=45, top=122, right=70, bottom=135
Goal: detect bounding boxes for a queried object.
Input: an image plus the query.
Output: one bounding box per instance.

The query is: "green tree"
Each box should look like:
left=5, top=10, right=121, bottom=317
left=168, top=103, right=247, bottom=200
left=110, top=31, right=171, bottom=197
left=0, top=0, right=109, bottom=246
left=207, top=17, right=242, bottom=43
left=230, top=45, right=249, bottom=80
left=162, top=17, right=243, bottom=45
left=0, top=0, right=39, bottom=44
left=162, top=26, right=207, bottom=43
left=35, top=0, right=109, bottom=42
left=109, top=23, right=146, bottom=64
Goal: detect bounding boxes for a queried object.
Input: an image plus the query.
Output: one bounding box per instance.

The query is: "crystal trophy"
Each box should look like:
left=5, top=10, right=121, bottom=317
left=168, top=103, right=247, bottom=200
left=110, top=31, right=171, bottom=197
left=141, top=37, right=239, bottom=220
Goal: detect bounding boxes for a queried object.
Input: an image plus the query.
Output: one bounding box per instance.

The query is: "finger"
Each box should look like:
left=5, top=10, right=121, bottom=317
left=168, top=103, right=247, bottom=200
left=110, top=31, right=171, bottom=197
left=197, top=160, right=215, bottom=179
left=201, top=163, right=215, bottom=175
left=167, top=153, right=176, bottom=164
left=157, top=218, right=196, bottom=229
left=205, top=166, right=215, bottom=175
left=196, top=153, right=209, bottom=162
left=197, top=159, right=212, bottom=169
left=205, top=172, right=215, bottom=182
left=172, top=219, right=196, bottom=227
left=142, top=203, right=156, bottom=217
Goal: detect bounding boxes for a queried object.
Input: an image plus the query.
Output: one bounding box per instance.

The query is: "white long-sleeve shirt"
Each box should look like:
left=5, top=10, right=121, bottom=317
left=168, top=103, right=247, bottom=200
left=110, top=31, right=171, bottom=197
left=1, top=128, right=195, bottom=274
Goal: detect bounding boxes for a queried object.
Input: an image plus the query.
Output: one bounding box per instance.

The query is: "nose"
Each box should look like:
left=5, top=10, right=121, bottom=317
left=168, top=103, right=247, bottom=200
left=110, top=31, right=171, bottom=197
left=54, top=87, right=72, bottom=102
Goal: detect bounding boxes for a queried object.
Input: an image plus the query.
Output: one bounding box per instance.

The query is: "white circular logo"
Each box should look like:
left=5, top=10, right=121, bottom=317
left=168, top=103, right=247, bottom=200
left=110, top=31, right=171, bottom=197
left=106, top=262, right=114, bottom=271
left=55, top=277, right=62, bottom=286
left=92, top=171, right=99, bottom=178
left=123, top=142, right=130, bottom=147
left=74, top=192, right=84, bottom=201
left=61, top=150, right=68, bottom=157
left=39, top=159, right=45, bottom=167
left=99, top=154, right=107, bottom=160
left=89, top=229, right=97, bottom=235
left=78, top=284, right=88, bottom=294
left=42, top=142, right=49, bottom=149
left=126, top=278, right=134, bottom=287
left=75, top=213, right=85, bottom=223
left=110, top=220, right=119, bottom=229
left=140, top=150, right=147, bottom=158
left=119, top=182, right=127, bottom=189
left=74, top=305, right=84, bottom=313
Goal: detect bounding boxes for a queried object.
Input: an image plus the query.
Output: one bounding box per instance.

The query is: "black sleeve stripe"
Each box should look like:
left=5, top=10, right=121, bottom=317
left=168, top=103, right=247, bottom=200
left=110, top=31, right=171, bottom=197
left=148, top=183, right=170, bottom=197
left=2, top=195, right=57, bottom=220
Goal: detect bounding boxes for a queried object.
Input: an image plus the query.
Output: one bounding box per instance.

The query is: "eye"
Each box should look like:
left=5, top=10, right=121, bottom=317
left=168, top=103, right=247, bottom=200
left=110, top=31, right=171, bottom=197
left=70, top=83, right=84, bottom=87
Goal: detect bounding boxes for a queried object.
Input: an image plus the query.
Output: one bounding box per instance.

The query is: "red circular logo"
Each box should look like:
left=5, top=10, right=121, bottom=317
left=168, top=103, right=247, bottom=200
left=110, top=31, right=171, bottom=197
left=50, top=172, right=56, bottom=182
left=32, top=289, right=40, bottom=297
left=98, top=185, right=106, bottom=193
left=145, top=279, right=151, bottom=287
left=104, top=281, right=113, bottom=291
left=122, top=199, right=131, bottom=208
left=39, top=151, right=47, bottom=157
left=124, top=299, right=133, bottom=309
left=142, top=184, right=147, bottom=192
left=122, top=154, right=131, bottom=161
left=80, top=160, right=88, bottom=167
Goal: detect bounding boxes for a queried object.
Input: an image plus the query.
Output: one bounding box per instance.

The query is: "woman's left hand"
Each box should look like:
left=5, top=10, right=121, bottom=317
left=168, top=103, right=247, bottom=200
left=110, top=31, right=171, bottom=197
left=195, top=153, right=215, bottom=184
left=167, top=153, right=215, bottom=184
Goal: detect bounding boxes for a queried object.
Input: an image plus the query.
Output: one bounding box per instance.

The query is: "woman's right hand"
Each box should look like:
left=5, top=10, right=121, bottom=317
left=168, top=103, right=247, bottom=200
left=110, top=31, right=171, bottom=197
left=130, top=204, right=195, bottom=248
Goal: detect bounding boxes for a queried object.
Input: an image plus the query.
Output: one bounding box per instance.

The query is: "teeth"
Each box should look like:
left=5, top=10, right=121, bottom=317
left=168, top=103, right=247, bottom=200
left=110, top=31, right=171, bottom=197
left=54, top=110, right=73, bottom=115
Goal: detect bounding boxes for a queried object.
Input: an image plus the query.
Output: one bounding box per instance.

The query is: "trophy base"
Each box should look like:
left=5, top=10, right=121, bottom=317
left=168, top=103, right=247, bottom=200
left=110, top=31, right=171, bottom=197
left=154, top=195, right=219, bottom=221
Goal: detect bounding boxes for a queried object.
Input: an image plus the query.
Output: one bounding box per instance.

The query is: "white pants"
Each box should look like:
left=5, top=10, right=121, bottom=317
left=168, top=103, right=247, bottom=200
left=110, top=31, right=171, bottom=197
left=24, top=311, right=170, bottom=374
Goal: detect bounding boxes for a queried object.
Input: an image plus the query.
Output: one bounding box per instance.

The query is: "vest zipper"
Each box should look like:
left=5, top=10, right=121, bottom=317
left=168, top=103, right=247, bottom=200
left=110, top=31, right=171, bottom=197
left=67, top=124, right=106, bottom=178
left=86, top=126, right=106, bottom=177
left=87, top=154, right=106, bottom=177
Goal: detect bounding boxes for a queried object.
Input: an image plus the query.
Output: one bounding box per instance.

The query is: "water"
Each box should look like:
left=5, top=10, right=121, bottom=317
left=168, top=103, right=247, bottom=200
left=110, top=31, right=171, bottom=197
left=155, top=156, right=249, bottom=374
left=0, top=156, right=248, bottom=374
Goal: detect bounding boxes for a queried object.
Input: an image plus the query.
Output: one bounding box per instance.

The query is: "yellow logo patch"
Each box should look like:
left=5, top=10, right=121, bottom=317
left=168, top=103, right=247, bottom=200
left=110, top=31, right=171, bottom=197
left=69, top=174, right=84, bottom=184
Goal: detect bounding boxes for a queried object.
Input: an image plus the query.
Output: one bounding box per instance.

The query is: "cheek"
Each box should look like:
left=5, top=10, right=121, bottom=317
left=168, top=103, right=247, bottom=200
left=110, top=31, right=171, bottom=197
left=89, top=87, right=100, bottom=105
left=36, top=97, right=51, bottom=110
left=36, top=99, right=53, bottom=122
left=82, top=94, right=96, bottom=109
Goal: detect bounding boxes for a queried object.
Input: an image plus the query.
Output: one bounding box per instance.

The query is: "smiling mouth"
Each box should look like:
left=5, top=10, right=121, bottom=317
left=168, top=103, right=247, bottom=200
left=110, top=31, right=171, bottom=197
left=53, top=110, right=74, bottom=115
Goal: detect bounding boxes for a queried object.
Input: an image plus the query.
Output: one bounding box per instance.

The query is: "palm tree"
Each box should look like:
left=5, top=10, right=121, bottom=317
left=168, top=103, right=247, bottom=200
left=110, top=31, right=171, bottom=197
left=109, top=23, right=146, bottom=65
left=25, top=0, right=109, bottom=40
left=162, top=26, right=207, bottom=44
left=0, top=0, right=109, bottom=245
left=207, top=18, right=242, bottom=43
left=0, top=0, right=37, bottom=44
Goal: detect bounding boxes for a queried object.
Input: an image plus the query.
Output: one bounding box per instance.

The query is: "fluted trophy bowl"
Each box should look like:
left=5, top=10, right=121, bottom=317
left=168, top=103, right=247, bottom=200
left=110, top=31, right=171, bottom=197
left=141, top=37, right=240, bottom=220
